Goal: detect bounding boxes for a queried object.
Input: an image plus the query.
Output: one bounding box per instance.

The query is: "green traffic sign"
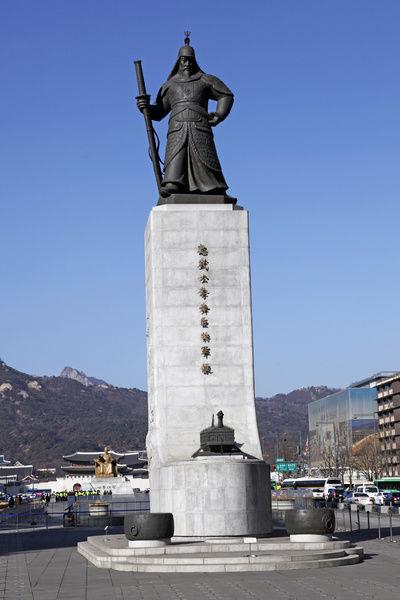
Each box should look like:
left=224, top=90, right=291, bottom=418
left=275, top=462, right=297, bottom=472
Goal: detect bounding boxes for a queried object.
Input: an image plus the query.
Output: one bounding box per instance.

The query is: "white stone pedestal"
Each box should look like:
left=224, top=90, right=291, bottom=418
left=151, top=457, right=272, bottom=538
left=90, top=477, right=139, bottom=495
left=144, top=203, right=271, bottom=537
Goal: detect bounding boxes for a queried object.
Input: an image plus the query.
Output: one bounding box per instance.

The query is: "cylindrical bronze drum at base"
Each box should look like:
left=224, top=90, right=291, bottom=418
left=285, top=508, right=335, bottom=536
left=124, top=512, right=174, bottom=541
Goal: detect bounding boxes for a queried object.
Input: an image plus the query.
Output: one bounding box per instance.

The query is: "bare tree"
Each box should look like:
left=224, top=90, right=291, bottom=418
left=353, top=433, right=385, bottom=481
left=335, top=425, right=355, bottom=486
left=319, top=438, right=336, bottom=476
left=315, top=424, right=355, bottom=485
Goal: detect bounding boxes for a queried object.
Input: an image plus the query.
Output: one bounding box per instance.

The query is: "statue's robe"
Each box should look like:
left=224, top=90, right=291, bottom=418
left=150, top=72, right=233, bottom=193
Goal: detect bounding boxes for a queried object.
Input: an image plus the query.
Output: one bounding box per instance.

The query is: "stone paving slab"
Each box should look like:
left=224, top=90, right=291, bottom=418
left=0, top=526, right=399, bottom=599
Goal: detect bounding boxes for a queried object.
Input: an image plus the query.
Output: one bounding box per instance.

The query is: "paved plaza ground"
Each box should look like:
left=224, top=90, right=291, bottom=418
left=0, top=519, right=399, bottom=600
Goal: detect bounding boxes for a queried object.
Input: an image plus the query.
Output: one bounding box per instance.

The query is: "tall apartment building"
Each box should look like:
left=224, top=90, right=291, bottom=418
left=377, top=375, right=400, bottom=476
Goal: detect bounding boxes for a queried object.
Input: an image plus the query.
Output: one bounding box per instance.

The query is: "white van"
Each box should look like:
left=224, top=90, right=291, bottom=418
left=323, top=478, right=343, bottom=498
left=355, top=484, right=379, bottom=499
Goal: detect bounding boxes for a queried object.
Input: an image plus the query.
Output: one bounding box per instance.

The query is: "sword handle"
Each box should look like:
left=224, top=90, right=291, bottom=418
left=134, top=60, right=147, bottom=97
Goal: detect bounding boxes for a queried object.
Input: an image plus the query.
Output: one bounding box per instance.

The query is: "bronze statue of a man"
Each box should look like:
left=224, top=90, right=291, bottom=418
left=94, top=447, right=117, bottom=478
left=137, top=34, right=234, bottom=197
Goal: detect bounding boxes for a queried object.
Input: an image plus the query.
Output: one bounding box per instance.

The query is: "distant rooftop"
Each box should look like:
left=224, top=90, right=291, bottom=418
left=350, top=372, right=400, bottom=388
left=62, top=450, right=144, bottom=464
left=375, top=373, right=400, bottom=388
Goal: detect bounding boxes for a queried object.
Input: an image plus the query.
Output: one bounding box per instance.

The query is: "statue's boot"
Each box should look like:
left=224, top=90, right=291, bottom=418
left=206, top=188, right=237, bottom=202
left=160, top=182, right=182, bottom=197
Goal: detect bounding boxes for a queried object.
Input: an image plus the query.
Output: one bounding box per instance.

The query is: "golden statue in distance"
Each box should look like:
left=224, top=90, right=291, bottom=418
left=94, top=447, right=117, bottom=478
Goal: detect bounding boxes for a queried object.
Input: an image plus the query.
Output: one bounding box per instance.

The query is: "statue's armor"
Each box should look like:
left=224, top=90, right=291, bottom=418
left=152, top=73, right=233, bottom=192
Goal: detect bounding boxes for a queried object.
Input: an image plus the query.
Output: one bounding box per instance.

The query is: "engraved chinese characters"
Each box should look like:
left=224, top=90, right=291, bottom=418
left=197, top=244, right=212, bottom=374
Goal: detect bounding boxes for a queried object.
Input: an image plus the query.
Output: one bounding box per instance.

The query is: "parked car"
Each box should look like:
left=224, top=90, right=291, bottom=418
left=312, top=488, right=324, bottom=499
left=322, top=478, right=343, bottom=498
left=335, top=487, right=345, bottom=501
left=355, top=485, right=379, bottom=499
left=343, top=492, right=355, bottom=505
left=325, top=487, right=345, bottom=504
left=343, top=491, right=373, bottom=506
left=324, top=488, right=335, bottom=503
left=353, top=492, right=374, bottom=507
left=388, top=492, right=400, bottom=507
left=374, top=492, right=391, bottom=506
left=323, top=486, right=342, bottom=500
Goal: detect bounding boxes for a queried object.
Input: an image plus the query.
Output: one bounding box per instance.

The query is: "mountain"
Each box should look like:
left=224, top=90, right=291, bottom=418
left=0, top=360, right=338, bottom=470
left=59, top=366, right=109, bottom=388
left=0, top=360, right=147, bottom=470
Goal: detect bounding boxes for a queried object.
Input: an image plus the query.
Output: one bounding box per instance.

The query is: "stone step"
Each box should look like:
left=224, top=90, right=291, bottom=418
left=77, top=541, right=361, bottom=572
left=85, top=534, right=351, bottom=557
left=77, top=539, right=362, bottom=573
left=128, top=548, right=348, bottom=564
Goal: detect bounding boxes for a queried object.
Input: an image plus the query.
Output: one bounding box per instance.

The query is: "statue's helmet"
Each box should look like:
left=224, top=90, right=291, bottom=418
left=178, top=32, right=196, bottom=59
left=167, top=32, right=203, bottom=79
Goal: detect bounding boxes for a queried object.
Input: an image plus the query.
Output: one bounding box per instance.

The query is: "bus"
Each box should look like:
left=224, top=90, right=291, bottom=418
left=281, top=477, right=343, bottom=497
left=373, top=477, right=400, bottom=493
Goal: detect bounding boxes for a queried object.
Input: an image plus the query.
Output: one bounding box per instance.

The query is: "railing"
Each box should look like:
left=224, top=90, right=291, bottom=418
left=0, top=504, right=46, bottom=529
left=0, top=498, right=150, bottom=531
left=334, top=503, right=399, bottom=542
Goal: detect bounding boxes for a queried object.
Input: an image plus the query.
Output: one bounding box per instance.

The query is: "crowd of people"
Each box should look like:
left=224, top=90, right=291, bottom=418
left=53, top=490, right=113, bottom=501
left=7, top=493, right=51, bottom=508
left=1, top=489, right=115, bottom=509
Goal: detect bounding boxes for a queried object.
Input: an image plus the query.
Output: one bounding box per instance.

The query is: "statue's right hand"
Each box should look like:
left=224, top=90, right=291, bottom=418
left=136, top=94, right=150, bottom=112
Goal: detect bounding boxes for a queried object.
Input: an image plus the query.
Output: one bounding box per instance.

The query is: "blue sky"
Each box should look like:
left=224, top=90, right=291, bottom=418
left=1, top=1, right=399, bottom=395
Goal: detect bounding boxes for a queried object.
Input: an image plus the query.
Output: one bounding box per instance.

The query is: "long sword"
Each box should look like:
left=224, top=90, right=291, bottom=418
left=134, top=60, right=163, bottom=194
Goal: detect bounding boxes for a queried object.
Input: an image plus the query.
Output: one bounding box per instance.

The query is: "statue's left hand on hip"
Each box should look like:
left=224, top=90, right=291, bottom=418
left=208, top=112, right=221, bottom=127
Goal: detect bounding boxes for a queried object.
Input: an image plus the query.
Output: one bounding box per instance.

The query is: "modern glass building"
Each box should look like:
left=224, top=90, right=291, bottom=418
left=308, top=387, right=377, bottom=468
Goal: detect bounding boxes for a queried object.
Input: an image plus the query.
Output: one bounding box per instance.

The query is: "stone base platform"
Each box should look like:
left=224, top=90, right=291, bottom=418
left=151, top=457, right=272, bottom=537
left=77, top=534, right=363, bottom=572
